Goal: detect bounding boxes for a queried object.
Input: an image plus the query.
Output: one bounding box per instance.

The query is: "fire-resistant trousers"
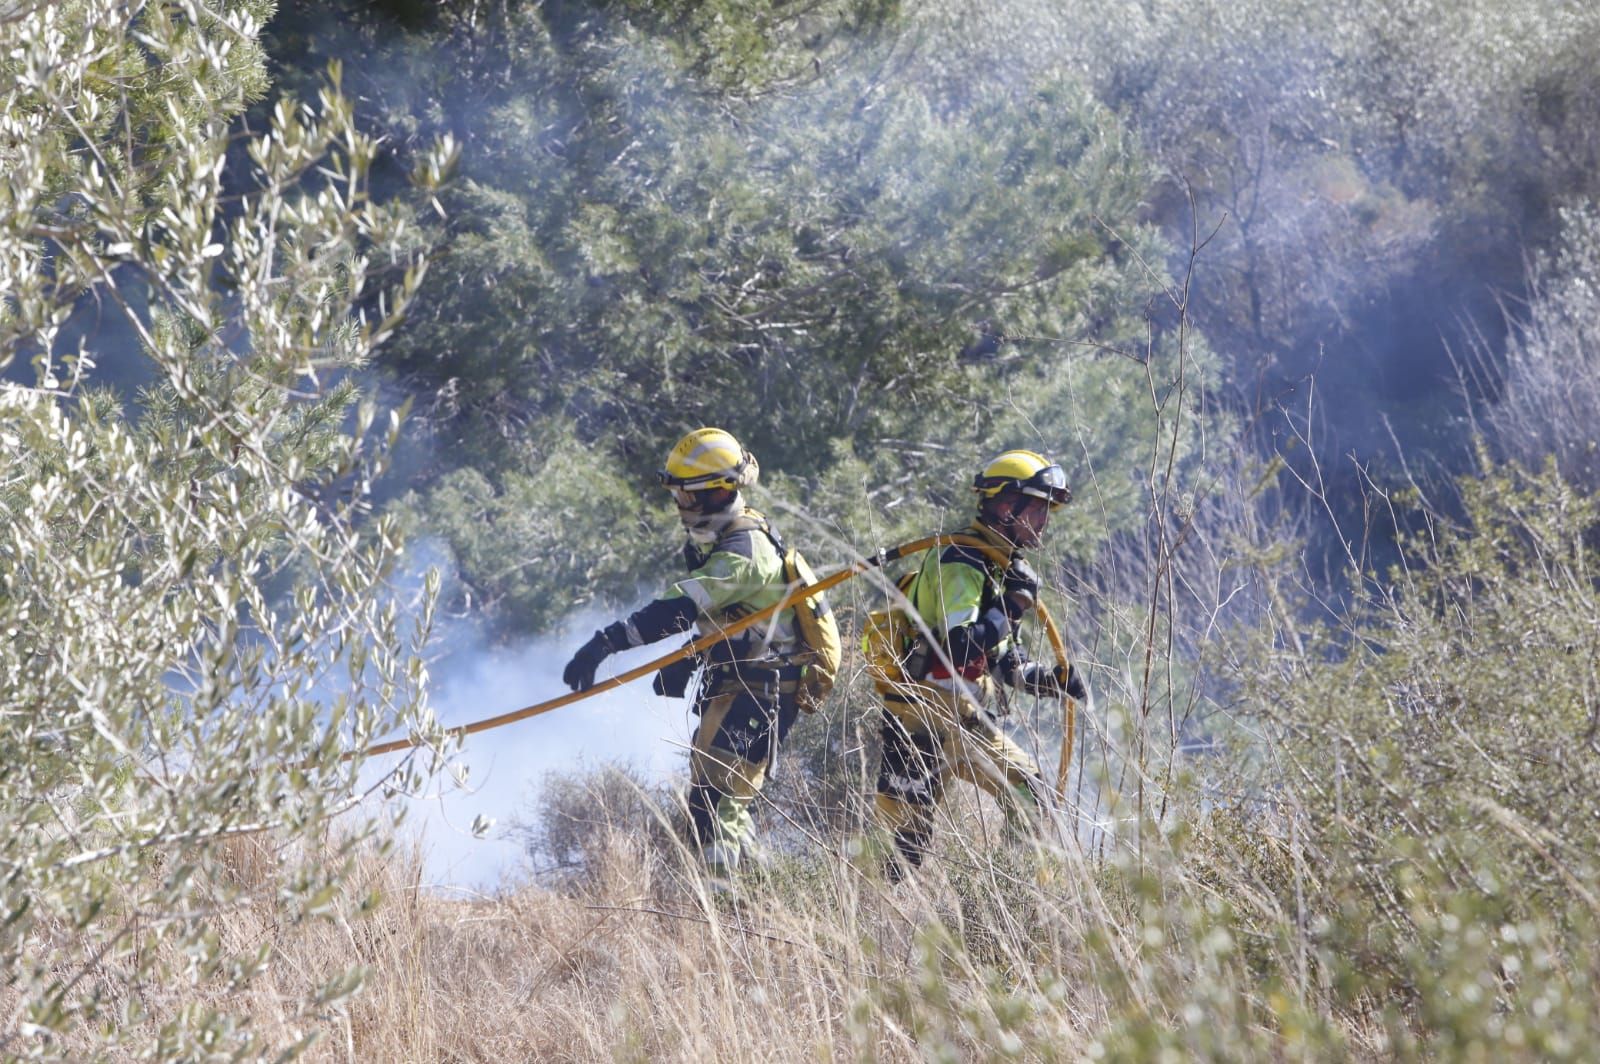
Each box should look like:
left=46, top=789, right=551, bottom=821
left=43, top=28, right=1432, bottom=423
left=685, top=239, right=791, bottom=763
left=686, top=669, right=799, bottom=874
left=873, top=680, right=1050, bottom=872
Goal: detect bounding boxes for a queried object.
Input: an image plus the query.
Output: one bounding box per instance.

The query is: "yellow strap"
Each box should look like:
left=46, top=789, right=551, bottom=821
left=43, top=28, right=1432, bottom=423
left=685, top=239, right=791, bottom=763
left=350, top=532, right=1076, bottom=763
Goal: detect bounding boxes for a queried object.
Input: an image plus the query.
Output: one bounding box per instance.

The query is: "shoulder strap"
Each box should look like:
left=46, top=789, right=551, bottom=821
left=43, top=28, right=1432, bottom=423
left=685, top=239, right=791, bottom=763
left=740, top=509, right=787, bottom=557
left=722, top=509, right=764, bottom=540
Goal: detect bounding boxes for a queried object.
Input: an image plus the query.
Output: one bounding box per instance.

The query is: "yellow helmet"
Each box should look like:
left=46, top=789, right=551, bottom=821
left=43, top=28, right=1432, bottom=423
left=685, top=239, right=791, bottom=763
left=658, top=428, right=759, bottom=496
left=973, top=449, right=1071, bottom=507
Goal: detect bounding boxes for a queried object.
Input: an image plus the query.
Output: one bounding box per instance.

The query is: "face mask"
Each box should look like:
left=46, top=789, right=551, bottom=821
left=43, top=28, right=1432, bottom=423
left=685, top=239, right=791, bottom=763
left=683, top=521, right=720, bottom=545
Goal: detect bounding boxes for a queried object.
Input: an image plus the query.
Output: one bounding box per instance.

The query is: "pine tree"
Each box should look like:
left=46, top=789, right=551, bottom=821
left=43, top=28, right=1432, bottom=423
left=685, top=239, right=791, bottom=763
left=264, top=2, right=1219, bottom=635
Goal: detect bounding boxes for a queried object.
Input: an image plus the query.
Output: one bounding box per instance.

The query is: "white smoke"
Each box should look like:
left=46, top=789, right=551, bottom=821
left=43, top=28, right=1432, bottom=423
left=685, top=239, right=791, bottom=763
left=404, top=626, right=690, bottom=892
left=361, top=541, right=693, bottom=891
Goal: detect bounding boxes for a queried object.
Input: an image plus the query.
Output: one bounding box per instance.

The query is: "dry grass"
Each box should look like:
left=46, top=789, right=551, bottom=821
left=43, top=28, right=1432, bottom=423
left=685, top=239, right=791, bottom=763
left=18, top=694, right=1600, bottom=1062
left=38, top=780, right=1337, bottom=1063
left=3, top=791, right=1136, bottom=1060
left=339, top=812, right=1090, bottom=1061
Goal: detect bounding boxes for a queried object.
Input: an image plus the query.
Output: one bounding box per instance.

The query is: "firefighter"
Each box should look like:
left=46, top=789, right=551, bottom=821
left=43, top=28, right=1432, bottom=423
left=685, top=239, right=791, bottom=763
left=561, top=428, right=802, bottom=878
left=874, top=449, right=1087, bottom=879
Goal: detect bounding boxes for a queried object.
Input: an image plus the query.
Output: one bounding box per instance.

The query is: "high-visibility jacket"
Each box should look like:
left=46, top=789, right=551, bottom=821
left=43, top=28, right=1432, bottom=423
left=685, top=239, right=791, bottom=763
left=902, top=520, right=1020, bottom=683
left=605, top=509, right=799, bottom=680
left=666, top=509, right=800, bottom=667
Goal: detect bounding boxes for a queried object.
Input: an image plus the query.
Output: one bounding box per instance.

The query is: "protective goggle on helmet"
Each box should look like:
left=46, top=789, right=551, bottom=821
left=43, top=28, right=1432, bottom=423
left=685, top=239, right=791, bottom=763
left=972, top=449, right=1072, bottom=507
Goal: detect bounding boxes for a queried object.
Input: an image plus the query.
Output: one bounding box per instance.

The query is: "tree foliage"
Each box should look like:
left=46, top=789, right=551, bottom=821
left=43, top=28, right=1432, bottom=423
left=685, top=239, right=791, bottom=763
left=0, top=2, right=454, bottom=1055
left=7, top=1, right=1600, bottom=1054
left=258, top=1, right=1216, bottom=634
left=1056, top=0, right=1600, bottom=464
left=1484, top=206, right=1600, bottom=495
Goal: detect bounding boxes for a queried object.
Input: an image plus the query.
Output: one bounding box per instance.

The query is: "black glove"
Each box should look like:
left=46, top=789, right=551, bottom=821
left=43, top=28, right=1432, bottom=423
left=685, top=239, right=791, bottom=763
left=1020, top=662, right=1088, bottom=701
left=1063, top=662, right=1088, bottom=702
left=562, top=630, right=615, bottom=692
left=1002, top=557, right=1040, bottom=620
left=652, top=651, right=699, bottom=698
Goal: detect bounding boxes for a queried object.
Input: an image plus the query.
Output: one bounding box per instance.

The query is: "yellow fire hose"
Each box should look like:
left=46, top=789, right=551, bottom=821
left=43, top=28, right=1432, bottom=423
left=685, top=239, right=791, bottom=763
left=1034, top=604, right=1077, bottom=802
left=353, top=534, right=1078, bottom=790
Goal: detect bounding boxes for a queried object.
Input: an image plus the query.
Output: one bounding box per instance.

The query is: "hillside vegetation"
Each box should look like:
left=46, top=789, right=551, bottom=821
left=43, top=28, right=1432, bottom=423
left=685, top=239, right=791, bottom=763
left=4, top=1, right=1599, bottom=1059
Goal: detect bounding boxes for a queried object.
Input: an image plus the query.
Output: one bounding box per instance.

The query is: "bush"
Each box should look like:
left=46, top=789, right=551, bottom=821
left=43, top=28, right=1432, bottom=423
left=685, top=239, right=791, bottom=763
left=0, top=4, right=454, bottom=1055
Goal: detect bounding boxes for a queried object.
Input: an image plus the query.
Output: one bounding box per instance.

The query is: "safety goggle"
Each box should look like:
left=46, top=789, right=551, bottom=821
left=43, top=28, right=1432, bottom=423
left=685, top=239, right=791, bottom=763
left=657, top=470, right=720, bottom=512
left=1020, top=463, right=1071, bottom=506
left=667, top=485, right=709, bottom=511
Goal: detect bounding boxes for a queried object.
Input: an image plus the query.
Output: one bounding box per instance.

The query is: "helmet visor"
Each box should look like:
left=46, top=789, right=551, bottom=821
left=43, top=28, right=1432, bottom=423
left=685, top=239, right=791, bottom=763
left=1017, top=464, right=1071, bottom=506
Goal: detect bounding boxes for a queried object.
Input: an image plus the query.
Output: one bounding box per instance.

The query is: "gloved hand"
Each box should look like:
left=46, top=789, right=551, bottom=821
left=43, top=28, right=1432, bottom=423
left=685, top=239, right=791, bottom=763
left=1002, top=557, right=1040, bottom=619
left=562, top=630, right=615, bottom=692
left=1063, top=662, right=1088, bottom=702
left=1020, top=661, right=1088, bottom=701
left=652, top=651, right=699, bottom=698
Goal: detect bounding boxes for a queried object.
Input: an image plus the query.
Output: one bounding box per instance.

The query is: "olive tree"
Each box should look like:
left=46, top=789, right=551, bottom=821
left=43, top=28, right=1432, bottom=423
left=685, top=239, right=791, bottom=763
left=0, top=1, right=454, bottom=1056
